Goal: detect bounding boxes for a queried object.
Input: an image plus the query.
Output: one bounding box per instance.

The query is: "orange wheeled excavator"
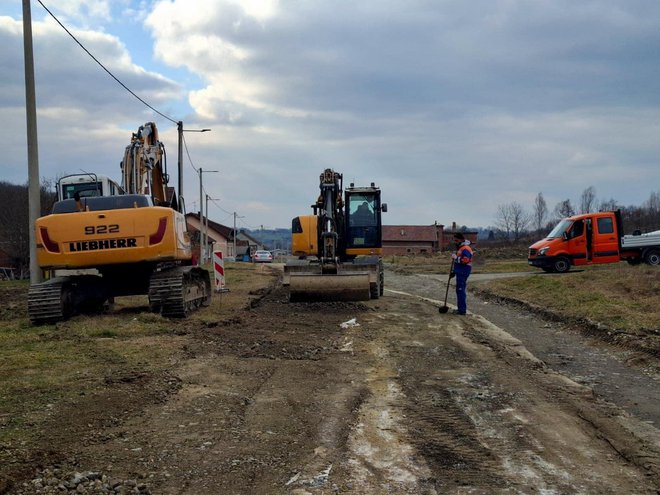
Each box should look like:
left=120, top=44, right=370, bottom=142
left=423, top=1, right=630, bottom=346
left=283, top=168, right=387, bottom=301
left=28, top=122, right=211, bottom=324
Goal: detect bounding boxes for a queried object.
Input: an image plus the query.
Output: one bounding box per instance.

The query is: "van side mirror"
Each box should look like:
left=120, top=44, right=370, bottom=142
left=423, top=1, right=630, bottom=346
left=381, top=203, right=388, bottom=213
left=562, top=232, right=568, bottom=241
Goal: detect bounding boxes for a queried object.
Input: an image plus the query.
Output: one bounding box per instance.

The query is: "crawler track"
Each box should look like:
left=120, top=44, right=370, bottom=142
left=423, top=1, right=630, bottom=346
left=27, top=277, right=70, bottom=325
left=27, top=266, right=212, bottom=324
left=148, top=266, right=211, bottom=318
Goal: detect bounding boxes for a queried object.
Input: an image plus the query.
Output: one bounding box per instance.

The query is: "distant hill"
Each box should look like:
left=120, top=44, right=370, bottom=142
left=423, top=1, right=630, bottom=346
left=244, top=225, right=492, bottom=251
left=244, top=228, right=292, bottom=251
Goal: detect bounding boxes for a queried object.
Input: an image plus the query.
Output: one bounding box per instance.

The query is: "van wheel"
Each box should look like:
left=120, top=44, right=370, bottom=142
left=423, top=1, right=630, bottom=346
left=644, top=250, right=660, bottom=266
left=553, top=257, right=571, bottom=273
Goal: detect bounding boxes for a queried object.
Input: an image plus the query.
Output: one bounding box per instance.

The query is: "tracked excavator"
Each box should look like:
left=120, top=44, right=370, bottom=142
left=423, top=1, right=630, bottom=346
left=283, top=168, right=387, bottom=301
left=28, top=122, right=211, bottom=324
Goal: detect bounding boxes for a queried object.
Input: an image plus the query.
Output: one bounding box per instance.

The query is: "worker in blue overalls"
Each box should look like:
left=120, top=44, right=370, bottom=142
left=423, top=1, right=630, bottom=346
left=451, top=233, right=473, bottom=315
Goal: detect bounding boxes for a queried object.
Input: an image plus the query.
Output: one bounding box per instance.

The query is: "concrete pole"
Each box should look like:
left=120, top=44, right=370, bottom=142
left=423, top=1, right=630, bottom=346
left=177, top=121, right=183, bottom=213
left=198, top=167, right=203, bottom=265
left=197, top=168, right=218, bottom=264
left=205, top=194, right=210, bottom=263
left=23, top=0, right=42, bottom=284
left=233, top=212, right=237, bottom=259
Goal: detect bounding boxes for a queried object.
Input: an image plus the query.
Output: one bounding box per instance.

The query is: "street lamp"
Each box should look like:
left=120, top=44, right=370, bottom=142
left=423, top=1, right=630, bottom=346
left=176, top=121, right=211, bottom=213
left=198, top=168, right=218, bottom=265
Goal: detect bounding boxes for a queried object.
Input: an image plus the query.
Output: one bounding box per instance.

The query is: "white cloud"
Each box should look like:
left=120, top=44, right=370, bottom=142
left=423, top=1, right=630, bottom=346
left=2, top=1, right=660, bottom=230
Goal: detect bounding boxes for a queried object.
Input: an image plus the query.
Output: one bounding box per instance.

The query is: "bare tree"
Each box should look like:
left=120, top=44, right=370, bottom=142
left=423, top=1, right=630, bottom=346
left=0, top=180, right=56, bottom=277
left=553, top=199, right=575, bottom=221
left=643, top=190, right=660, bottom=217
left=494, top=203, right=513, bottom=240
left=579, top=186, right=597, bottom=213
left=599, top=197, right=619, bottom=212
left=510, top=202, right=532, bottom=241
left=495, top=201, right=531, bottom=242
left=532, top=192, right=548, bottom=233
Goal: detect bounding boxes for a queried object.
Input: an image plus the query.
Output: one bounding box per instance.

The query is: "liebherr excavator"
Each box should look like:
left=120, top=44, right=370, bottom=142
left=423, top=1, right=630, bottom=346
left=283, top=168, right=387, bottom=301
left=28, top=122, right=211, bottom=324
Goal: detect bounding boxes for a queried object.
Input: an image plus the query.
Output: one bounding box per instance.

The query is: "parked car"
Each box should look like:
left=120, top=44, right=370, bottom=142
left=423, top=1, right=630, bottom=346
left=253, top=250, right=273, bottom=263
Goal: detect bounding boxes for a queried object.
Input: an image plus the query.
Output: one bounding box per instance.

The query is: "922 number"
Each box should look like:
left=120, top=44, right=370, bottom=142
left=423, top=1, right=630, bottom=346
left=84, top=224, right=119, bottom=235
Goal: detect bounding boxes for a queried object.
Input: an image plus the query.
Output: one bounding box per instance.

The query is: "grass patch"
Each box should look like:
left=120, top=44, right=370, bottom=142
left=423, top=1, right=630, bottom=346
left=0, top=263, right=277, bottom=448
left=385, top=253, right=532, bottom=274
left=476, top=264, right=660, bottom=333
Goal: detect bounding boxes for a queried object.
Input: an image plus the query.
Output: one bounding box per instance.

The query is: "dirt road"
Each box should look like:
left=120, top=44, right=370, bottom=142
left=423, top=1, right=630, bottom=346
left=5, top=267, right=659, bottom=494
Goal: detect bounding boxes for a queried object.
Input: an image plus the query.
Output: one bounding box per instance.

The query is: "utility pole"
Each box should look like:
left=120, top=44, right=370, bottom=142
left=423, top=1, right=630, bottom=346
left=233, top=213, right=237, bottom=259
left=177, top=121, right=183, bottom=212
left=198, top=168, right=218, bottom=264
left=233, top=212, right=239, bottom=259
left=23, top=0, right=42, bottom=284
left=232, top=212, right=246, bottom=259
left=205, top=194, right=220, bottom=261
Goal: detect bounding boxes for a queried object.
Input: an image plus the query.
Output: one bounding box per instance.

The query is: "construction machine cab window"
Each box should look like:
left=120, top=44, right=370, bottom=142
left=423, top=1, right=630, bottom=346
left=349, top=197, right=376, bottom=226
left=347, top=194, right=379, bottom=248
left=62, top=182, right=103, bottom=199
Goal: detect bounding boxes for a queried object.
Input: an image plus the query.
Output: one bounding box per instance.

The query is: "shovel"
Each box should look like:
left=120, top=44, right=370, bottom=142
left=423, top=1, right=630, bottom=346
left=438, top=259, right=455, bottom=314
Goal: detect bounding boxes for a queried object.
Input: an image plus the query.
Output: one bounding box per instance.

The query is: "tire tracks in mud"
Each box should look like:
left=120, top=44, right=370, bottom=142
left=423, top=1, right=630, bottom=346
left=349, top=283, right=659, bottom=494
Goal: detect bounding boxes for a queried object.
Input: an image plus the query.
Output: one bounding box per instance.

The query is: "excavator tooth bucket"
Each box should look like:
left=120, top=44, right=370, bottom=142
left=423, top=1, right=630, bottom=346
left=288, top=273, right=371, bottom=302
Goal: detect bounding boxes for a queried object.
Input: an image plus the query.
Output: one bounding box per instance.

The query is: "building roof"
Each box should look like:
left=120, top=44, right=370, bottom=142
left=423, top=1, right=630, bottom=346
left=186, top=213, right=234, bottom=239
left=383, top=225, right=439, bottom=242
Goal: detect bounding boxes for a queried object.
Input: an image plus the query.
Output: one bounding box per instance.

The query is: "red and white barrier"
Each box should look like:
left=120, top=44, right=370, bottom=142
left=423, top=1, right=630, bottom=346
left=213, top=251, right=229, bottom=292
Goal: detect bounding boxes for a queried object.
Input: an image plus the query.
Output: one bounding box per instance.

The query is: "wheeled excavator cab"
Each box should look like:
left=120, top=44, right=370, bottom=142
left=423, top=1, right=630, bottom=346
left=344, top=185, right=387, bottom=257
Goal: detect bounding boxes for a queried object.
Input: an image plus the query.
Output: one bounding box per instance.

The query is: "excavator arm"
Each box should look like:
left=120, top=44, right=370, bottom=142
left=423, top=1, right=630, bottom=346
left=121, top=122, right=169, bottom=205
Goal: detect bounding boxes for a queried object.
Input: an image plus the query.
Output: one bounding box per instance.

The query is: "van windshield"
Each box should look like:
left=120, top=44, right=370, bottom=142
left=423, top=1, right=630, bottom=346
left=546, top=219, right=572, bottom=238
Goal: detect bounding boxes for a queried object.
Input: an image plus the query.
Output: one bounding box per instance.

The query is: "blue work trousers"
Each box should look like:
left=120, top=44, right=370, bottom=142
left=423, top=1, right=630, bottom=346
left=455, top=272, right=469, bottom=314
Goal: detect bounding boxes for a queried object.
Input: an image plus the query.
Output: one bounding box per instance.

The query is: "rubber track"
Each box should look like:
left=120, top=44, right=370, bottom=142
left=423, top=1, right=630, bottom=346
left=28, top=279, right=67, bottom=324
left=149, top=266, right=211, bottom=318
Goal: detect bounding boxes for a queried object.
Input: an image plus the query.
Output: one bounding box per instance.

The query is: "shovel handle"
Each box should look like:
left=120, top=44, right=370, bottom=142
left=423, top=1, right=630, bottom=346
left=443, top=259, right=455, bottom=305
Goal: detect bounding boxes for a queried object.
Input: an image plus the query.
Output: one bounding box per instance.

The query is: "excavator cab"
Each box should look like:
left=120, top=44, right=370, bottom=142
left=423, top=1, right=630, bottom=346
left=344, top=186, right=386, bottom=256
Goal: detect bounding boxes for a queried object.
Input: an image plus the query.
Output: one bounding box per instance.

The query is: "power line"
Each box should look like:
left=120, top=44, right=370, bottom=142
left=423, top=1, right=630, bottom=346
left=181, top=133, right=198, bottom=173
left=207, top=195, right=231, bottom=215
left=37, top=0, right=178, bottom=125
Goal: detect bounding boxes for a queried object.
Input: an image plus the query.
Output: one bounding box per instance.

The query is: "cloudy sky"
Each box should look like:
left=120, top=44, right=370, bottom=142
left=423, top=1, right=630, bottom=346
left=2, top=0, right=659, bottom=230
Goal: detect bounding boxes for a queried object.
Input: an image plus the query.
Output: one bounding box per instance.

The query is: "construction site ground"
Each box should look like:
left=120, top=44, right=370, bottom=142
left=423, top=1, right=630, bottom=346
left=1, top=263, right=659, bottom=494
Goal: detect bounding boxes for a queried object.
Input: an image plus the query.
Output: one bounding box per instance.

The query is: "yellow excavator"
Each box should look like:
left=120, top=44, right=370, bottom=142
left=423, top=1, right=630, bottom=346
left=28, top=122, right=211, bottom=324
left=283, top=168, right=387, bottom=301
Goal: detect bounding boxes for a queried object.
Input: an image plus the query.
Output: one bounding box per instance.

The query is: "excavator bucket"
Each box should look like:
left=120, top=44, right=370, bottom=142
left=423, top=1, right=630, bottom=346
left=288, top=272, right=371, bottom=302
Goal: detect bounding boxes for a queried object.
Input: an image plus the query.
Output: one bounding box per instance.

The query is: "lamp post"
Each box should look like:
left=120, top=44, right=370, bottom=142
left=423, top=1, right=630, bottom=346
left=176, top=121, right=210, bottom=213
left=198, top=168, right=218, bottom=265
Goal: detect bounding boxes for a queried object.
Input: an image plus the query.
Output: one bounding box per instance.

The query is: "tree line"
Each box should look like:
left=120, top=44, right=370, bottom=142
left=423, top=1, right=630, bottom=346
left=0, top=180, right=57, bottom=278
left=490, top=187, right=660, bottom=242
